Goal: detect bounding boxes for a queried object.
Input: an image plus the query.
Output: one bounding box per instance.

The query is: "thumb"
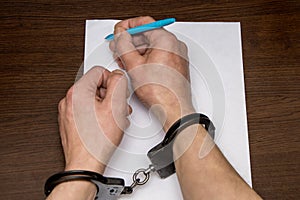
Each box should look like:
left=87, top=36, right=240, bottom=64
left=104, top=70, right=128, bottom=105
left=73, top=66, right=109, bottom=106
left=104, top=70, right=130, bottom=130
left=75, top=66, right=109, bottom=95
left=114, top=28, right=145, bottom=71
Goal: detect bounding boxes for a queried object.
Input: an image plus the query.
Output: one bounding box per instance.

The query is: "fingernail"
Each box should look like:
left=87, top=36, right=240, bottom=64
left=112, top=69, right=124, bottom=75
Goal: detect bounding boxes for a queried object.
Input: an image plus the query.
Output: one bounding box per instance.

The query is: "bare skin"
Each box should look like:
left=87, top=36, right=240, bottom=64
left=111, top=16, right=262, bottom=200
left=47, top=67, right=130, bottom=200
left=46, top=16, right=262, bottom=200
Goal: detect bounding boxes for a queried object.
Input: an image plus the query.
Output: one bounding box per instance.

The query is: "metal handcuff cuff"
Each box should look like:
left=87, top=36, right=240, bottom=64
left=44, top=113, right=215, bottom=199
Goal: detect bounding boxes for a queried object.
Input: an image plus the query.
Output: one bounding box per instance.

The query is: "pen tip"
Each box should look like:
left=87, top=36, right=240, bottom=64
left=105, top=34, right=114, bottom=41
left=168, top=18, right=176, bottom=23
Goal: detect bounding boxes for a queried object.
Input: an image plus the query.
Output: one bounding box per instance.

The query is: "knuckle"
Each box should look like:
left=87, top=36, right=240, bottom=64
left=111, top=73, right=123, bottom=82
left=111, top=70, right=125, bottom=79
left=143, top=16, right=155, bottom=22
left=109, top=41, right=115, bottom=51
left=90, top=65, right=105, bottom=72
left=66, top=87, right=73, bottom=99
left=180, top=41, right=188, bottom=52
left=181, top=41, right=188, bottom=49
left=159, top=33, right=178, bottom=45
left=124, top=118, right=130, bottom=129
left=113, top=53, right=119, bottom=60
left=58, top=98, right=65, bottom=111
left=168, top=33, right=178, bottom=43
left=114, top=21, right=122, bottom=29
left=113, top=69, right=125, bottom=75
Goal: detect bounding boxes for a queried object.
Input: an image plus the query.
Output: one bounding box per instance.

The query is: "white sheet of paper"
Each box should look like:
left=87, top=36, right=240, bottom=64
left=84, top=20, right=252, bottom=199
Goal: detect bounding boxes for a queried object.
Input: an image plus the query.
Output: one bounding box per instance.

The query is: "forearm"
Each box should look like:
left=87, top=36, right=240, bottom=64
left=173, top=124, right=262, bottom=200
left=46, top=181, right=97, bottom=200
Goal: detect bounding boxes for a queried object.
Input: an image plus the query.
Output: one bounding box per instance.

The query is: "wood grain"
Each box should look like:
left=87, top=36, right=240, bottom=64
left=0, top=0, right=299, bottom=199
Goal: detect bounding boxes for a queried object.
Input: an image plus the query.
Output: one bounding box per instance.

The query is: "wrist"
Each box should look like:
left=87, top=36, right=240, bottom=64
left=172, top=124, right=207, bottom=159
left=65, top=158, right=106, bottom=175
left=152, top=103, right=196, bottom=132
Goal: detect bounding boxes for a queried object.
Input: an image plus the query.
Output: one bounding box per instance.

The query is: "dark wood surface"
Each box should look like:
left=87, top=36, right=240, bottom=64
left=0, top=0, right=299, bottom=199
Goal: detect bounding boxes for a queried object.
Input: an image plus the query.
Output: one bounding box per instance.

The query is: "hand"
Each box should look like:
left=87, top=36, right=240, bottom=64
left=110, top=16, right=195, bottom=131
left=58, top=66, right=130, bottom=174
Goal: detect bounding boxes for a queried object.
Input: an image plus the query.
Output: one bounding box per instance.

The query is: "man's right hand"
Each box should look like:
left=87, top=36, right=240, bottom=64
left=109, top=16, right=195, bottom=131
left=110, top=17, right=262, bottom=200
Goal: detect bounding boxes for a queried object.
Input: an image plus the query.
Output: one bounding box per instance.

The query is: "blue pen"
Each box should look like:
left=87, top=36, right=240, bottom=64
left=104, top=18, right=176, bottom=41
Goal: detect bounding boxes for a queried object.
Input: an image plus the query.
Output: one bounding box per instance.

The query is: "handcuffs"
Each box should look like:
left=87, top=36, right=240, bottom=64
left=45, top=113, right=215, bottom=200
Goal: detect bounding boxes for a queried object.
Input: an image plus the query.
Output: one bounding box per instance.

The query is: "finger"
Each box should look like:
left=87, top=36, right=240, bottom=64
left=114, top=28, right=145, bottom=71
left=58, top=97, right=66, bottom=113
left=109, top=40, right=115, bottom=52
left=126, top=88, right=130, bottom=98
left=115, top=16, right=180, bottom=55
left=128, top=105, right=133, bottom=115
left=113, top=53, right=125, bottom=69
left=113, top=17, right=154, bottom=70
left=96, top=88, right=100, bottom=97
left=132, top=34, right=149, bottom=47
left=131, top=34, right=149, bottom=55
left=96, top=87, right=106, bottom=101
left=136, top=44, right=149, bottom=55
left=111, top=30, right=148, bottom=68
left=144, top=28, right=179, bottom=49
left=104, top=70, right=130, bottom=130
left=114, top=44, right=147, bottom=64
left=114, top=16, right=155, bottom=30
left=116, top=16, right=175, bottom=48
left=65, top=86, right=74, bottom=104
left=143, top=29, right=186, bottom=59
left=123, top=118, right=131, bottom=130
left=99, top=88, right=107, bottom=99
left=104, top=70, right=128, bottom=104
left=178, top=40, right=189, bottom=59
left=76, top=66, right=111, bottom=93
left=116, top=58, right=125, bottom=69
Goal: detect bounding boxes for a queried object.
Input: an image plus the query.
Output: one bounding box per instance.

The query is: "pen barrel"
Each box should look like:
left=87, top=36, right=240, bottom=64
left=127, top=18, right=175, bottom=35
left=104, top=18, right=176, bottom=40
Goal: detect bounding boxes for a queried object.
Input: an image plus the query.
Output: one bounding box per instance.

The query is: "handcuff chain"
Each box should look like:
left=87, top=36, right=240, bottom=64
left=122, top=164, right=155, bottom=194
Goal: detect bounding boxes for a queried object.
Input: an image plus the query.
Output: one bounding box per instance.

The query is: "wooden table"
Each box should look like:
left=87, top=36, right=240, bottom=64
left=0, top=1, right=299, bottom=199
